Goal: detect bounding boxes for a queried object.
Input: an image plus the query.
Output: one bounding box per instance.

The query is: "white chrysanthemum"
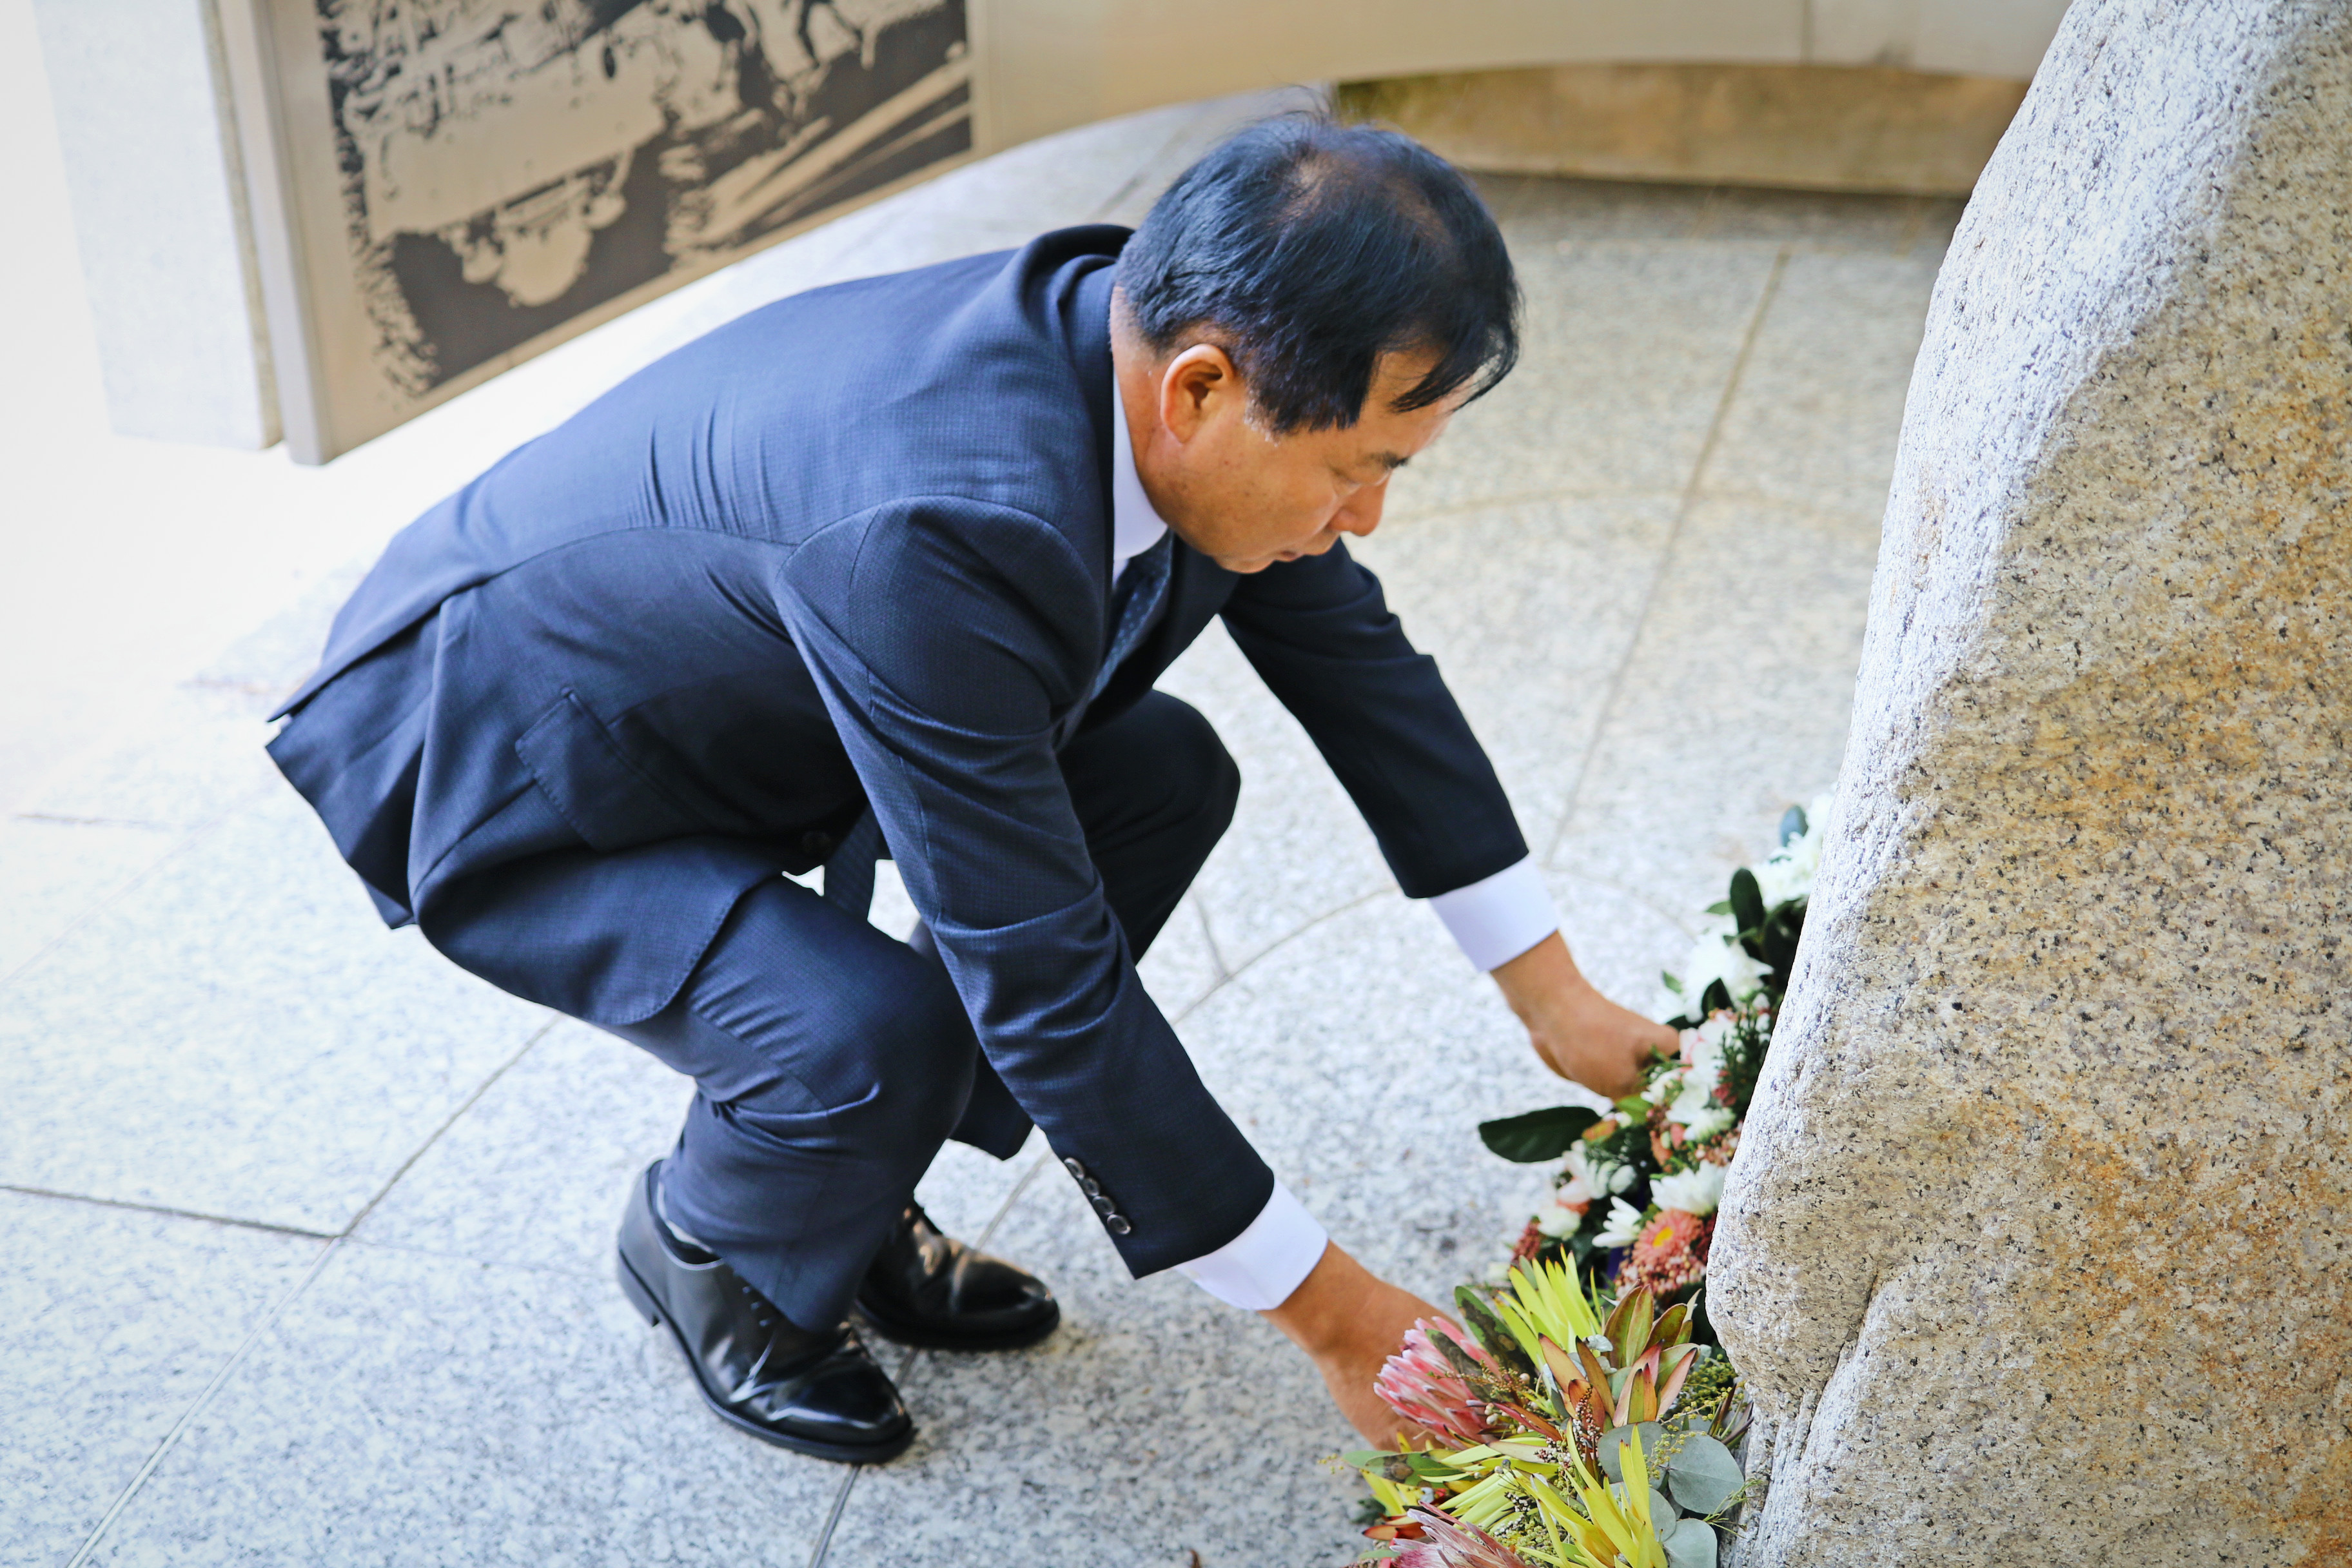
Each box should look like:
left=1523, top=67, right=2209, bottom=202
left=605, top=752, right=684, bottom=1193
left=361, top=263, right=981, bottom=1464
left=1566, top=1142, right=1636, bottom=1199
left=1535, top=1202, right=1586, bottom=1239
left=1652, top=1162, right=1728, bottom=1217
left=1687, top=1021, right=1729, bottom=1088
left=1665, top=1075, right=1718, bottom=1128
left=1680, top=1104, right=1736, bottom=1142
left=1595, top=1197, right=1647, bottom=1249
left=1680, top=928, right=1767, bottom=1008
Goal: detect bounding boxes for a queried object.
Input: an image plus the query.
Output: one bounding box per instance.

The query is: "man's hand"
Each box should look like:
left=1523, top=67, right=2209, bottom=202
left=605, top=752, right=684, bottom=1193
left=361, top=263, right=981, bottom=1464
left=1491, top=932, right=1677, bottom=1099
left=1262, top=1242, right=1447, bottom=1446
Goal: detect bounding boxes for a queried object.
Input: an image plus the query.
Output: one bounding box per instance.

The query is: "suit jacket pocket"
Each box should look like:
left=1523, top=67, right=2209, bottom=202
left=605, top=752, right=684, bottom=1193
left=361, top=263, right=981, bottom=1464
left=514, top=691, right=707, bottom=854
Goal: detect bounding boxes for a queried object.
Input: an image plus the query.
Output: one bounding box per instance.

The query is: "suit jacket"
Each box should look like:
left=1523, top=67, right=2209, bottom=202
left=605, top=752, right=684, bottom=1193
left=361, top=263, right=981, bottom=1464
left=268, top=228, right=1528, bottom=1275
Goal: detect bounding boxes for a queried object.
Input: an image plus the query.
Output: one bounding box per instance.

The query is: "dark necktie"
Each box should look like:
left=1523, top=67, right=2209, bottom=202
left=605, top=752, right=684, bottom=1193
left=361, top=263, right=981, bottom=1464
left=1088, top=531, right=1174, bottom=708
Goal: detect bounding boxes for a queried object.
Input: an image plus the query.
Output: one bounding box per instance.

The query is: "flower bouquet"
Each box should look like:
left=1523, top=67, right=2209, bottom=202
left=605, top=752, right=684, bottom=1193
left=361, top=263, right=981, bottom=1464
left=1338, top=801, right=1828, bottom=1564
left=1477, top=800, right=1827, bottom=1331
left=1344, top=1262, right=1750, bottom=1567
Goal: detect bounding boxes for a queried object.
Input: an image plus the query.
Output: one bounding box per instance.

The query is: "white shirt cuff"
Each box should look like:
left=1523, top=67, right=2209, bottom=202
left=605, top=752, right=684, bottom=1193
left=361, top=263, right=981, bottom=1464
left=1428, top=856, right=1561, bottom=970
left=1175, top=1181, right=1329, bottom=1310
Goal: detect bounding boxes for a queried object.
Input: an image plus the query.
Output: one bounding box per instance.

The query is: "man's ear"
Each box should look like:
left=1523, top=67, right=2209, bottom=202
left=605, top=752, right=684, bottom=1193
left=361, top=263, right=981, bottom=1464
left=1159, top=344, right=1242, bottom=445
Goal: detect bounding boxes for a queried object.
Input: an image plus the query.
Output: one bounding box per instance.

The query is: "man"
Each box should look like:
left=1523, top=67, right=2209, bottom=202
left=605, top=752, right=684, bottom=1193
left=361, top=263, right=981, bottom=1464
left=270, top=115, right=1672, bottom=1463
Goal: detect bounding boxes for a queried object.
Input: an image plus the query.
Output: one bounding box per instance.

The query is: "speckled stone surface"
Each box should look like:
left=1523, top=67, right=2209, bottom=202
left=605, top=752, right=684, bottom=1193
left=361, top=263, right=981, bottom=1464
left=0, top=789, right=550, bottom=1231
left=85, top=1242, right=845, bottom=1567
left=0, top=1191, right=322, bottom=1568
left=1710, top=4, right=2352, bottom=1562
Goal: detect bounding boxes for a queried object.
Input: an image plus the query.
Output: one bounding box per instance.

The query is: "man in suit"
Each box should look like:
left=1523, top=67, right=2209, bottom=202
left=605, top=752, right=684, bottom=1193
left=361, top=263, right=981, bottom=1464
left=270, top=115, right=1672, bottom=1463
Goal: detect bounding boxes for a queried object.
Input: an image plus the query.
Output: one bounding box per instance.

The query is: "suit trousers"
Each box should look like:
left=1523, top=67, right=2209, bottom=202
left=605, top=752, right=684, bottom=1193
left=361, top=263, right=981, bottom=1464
left=598, top=691, right=1240, bottom=1330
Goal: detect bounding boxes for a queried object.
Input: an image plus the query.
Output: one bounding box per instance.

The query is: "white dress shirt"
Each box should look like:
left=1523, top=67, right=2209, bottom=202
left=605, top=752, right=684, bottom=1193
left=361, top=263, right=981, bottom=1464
left=1107, top=385, right=1562, bottom=1311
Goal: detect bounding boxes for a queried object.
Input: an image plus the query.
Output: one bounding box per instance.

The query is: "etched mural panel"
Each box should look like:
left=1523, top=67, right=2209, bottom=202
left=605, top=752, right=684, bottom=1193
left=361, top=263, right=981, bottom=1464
left=237, top=0, right=970, bottom=456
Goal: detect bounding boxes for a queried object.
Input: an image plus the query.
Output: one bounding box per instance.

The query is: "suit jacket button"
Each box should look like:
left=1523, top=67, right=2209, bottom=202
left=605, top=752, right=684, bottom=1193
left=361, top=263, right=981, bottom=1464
left=1063, top=1157, right=1087, bottom=1180
left=1104, top=1213, right=1132, bottom=1235
left=801, top=830, right=836, bottom=857
left=1089, top=1194, right=1114, bottom=1215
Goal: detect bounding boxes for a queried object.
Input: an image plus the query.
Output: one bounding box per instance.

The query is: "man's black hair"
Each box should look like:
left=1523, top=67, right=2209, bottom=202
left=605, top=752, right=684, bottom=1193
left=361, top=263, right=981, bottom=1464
left=1117, top=112, right=1520, bottom=434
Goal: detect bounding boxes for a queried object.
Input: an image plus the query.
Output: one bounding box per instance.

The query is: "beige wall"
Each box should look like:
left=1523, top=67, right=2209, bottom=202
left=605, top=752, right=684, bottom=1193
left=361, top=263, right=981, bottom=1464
left=971, top=0, right=2070, bottom=153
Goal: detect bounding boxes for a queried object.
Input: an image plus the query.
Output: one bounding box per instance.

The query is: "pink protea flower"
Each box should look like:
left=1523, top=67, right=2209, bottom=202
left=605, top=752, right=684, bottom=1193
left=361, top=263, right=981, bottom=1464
left=1390, top=1507, right=1536, bottom=1568
left=1373, top=1318, right=1495, bottom=1447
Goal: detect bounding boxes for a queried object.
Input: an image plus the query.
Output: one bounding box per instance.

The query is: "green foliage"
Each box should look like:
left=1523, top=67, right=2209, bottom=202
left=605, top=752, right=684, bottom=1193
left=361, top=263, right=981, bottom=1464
left=1663, top=1516, right=1721, bottom=1568
left=1478, top=1104, right=1601, bottom=1163
left=1661, top=1435, right=1744, bottom=1517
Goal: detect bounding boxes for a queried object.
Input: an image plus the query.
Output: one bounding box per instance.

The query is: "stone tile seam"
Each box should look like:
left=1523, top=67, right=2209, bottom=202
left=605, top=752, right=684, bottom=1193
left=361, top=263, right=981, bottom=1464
left=337, top=1014, right=564, bottom=1242
left=1170, top=887, right=1394, bottom=1030
left=0, top=781, right=277, bottom=994
left=1542, top=247, right=1793, bottom=873
left=809, top=1150, right=1051, bottom=1568
left=59, top=1235, right=344, bottom=1568
left=1190, top=896, right=1232, bottom=985
left=49, top=1016, right=562, bottom=1563
left=0, top=1183, right=337, bottom=1242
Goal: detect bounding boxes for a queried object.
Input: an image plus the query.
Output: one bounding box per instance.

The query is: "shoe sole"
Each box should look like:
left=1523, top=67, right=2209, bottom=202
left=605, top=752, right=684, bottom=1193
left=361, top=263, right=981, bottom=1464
left=616, top=1250, right=916, bottom=1465
left=851, top=1295, right=1063, bottom=1352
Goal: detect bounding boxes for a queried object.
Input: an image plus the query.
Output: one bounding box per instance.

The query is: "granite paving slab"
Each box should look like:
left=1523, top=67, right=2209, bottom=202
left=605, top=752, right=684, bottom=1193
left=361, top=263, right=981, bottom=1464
left=0, top=787, right=549, bottom=1231
left=1353, top=495, right=1683, bottom=858
left=1547, top=493, right=1882, bottom=916
left=1471, top=173, right=1723, bottom=245
left=0, top=816, right=175, bottom=981
left=17, top=683, right=282, bottom=832
left=1153, top=625, right=1392, bottom=975
left=1703, top=248, right=1944, bottom=520
left=85, top=1242, right=841, bottom=1568
left=1392, top=240, right=1785, bottom=518
left=0, top=1190, right=324, bottom=1568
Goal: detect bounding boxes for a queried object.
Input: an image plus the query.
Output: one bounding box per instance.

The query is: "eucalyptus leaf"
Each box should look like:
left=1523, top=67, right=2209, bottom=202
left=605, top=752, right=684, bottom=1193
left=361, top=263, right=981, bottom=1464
left=1651, top=1485, right=1679, bottom=1523
left=1664, top=1433, right=1745, bottom=1516
left=1595, top=1421, right=1664, bottom=1484
left=1700, top=978, right=1731, bottom=1015
left=1477, top=1104, right=1600, bottom=1163
left=1663, top=1516, right=1721, bottom=1568
left=1778, top=804, right=1808, bottom=846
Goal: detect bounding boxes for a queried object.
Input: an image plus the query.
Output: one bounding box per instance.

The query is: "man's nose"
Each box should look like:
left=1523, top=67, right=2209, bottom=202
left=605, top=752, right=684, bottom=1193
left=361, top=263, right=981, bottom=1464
left=1331, top=481, right=1387, bottom=538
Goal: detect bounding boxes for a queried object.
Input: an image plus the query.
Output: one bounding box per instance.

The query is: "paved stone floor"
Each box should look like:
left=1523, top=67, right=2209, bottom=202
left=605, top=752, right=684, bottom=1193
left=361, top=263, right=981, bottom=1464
left=0, top=76, right=1957, bottom=1568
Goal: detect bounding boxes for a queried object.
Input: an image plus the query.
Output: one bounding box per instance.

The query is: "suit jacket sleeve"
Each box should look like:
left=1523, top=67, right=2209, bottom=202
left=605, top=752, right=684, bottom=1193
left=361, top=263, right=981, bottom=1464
left=1219, top=541, right=1529, bottom=898
left=774, top=498, right=1274, bottom=1278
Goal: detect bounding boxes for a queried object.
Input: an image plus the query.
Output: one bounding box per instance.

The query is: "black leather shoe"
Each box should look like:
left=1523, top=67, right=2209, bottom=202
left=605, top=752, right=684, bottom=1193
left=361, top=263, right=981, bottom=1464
left=854, top=1202, right=1060, bottom=1351
left=616, top=1164, right=914, bottom=1464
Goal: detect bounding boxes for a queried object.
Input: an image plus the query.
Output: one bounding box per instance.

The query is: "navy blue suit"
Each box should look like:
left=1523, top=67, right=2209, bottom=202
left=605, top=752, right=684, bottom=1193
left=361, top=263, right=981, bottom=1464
left=270, top=228, right=1527, bottom=1324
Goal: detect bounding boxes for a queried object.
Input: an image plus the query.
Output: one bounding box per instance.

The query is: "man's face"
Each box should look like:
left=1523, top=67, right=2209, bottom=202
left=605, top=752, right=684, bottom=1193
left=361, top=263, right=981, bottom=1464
left=1119, top=329, right=1462, bottom=575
